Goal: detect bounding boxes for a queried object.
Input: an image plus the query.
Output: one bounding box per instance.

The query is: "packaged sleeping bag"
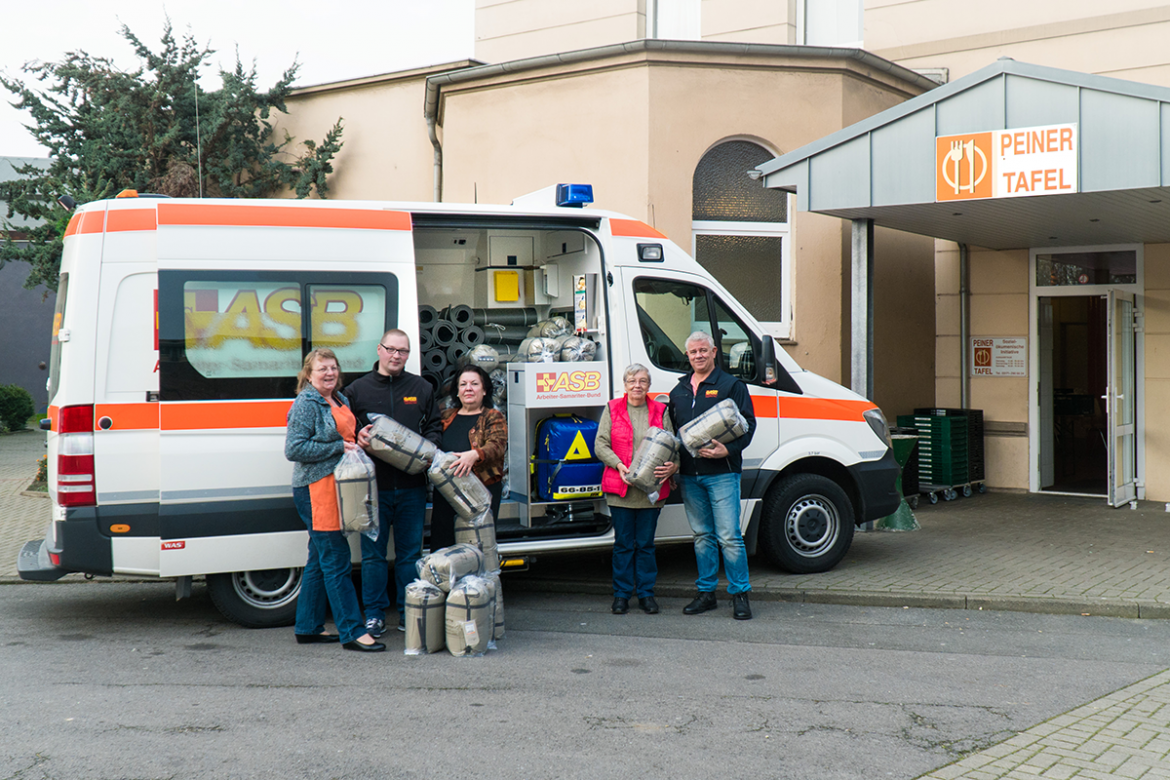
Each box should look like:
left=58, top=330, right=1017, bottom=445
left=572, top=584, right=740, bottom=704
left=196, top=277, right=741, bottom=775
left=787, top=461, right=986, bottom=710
left=533, top=415, right=603, bottom=501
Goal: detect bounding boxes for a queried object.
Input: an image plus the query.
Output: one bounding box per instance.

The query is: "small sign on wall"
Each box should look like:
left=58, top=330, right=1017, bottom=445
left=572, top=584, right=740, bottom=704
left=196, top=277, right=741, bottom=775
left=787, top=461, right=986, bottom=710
left=971, top=337, right=1026, bottom=377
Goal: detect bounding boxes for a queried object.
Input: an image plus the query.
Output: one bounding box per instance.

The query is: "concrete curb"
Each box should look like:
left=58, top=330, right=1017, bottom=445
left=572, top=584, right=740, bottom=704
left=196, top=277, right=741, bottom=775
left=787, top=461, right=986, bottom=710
left=506, top=576, right=1170, bottom=619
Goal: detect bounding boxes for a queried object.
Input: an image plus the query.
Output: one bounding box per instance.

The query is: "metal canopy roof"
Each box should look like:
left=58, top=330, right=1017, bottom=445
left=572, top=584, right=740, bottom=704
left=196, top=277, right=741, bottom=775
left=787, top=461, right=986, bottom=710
left=758, top=59, right=1170, bottom=250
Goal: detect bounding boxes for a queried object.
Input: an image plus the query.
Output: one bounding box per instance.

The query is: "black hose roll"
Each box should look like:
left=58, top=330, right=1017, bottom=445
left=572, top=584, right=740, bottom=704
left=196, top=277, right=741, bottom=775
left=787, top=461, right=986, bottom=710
left=480, top=323, right=530, bottom=344
left=431, top=320, right=458, bottom=347
left=443, top=304, right=474, bottom=328
left=470, top=307, right=540, bottom=327
left=421, top=371, right=442, bottom=394
left=446, top=343, right=469, bottom=365
left=459, top=325, right=484, bottom=347
left=424, top=349, right=448, bottom=373
left=420, top=329, right=434, bottom=351
left=419, top=305, right=439, bottom=330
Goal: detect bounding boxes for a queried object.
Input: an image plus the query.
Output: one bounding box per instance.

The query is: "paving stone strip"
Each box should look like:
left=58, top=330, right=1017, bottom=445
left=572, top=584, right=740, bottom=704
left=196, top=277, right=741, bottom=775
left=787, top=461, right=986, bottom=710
left=918, top=669, right=1170, bottom=779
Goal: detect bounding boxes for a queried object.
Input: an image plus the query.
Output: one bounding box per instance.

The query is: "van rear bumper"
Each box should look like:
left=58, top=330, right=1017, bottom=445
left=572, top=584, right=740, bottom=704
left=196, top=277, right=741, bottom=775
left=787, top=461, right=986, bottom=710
left=848, top=448, right=901, bottom=522
left=17, top=539, right=68, bottom=582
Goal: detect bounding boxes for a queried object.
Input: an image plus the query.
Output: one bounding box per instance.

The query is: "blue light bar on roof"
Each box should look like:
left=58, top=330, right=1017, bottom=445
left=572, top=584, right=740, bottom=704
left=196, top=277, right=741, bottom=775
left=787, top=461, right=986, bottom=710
left=556, top=183, right=593, bottom=208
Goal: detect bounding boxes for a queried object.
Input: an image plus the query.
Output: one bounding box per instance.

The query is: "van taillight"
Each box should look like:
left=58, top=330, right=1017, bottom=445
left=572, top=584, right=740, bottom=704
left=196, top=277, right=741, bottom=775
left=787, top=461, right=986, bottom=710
left=57, top=405, right=95, bottom=507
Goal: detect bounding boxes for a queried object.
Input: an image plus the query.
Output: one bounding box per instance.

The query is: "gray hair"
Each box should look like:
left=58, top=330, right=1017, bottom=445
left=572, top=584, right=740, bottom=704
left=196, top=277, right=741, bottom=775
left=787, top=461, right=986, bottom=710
left=622, top=363, right=651, bottom=384
left=685, top=331, right=716, bottom=350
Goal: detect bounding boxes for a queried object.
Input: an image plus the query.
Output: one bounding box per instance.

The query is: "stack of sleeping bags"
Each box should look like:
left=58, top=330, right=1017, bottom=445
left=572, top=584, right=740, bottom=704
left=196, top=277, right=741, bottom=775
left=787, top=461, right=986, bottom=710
left=623, top=426, right=680, bottom=499
left=678, top=398, right=750, bottom=456
left=446, top=574, right=494, bottom=656
left=428, top=452, right=493, bottom=518
left=403, top=580, right=446, bottom=655
left=366, top=414, right=438, bottom=475
left=454, top=510, right=500, bottom=573
left=333, top=449, right=378, bottom=537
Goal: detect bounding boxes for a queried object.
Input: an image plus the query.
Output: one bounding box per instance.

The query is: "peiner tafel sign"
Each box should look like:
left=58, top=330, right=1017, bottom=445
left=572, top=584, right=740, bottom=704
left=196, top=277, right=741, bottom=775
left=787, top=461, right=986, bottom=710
left=936, top=123, right=1078, bottom=202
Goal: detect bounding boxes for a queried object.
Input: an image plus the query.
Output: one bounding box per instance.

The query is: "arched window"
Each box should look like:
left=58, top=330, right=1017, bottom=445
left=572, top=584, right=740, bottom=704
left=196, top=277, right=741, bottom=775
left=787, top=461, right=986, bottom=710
left=692, top=140, right=791, bottom=338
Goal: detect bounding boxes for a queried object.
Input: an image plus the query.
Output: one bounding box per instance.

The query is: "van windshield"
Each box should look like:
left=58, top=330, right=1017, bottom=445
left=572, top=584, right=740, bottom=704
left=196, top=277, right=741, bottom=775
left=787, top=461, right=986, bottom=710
left=47, top=272, right=68, bottom=402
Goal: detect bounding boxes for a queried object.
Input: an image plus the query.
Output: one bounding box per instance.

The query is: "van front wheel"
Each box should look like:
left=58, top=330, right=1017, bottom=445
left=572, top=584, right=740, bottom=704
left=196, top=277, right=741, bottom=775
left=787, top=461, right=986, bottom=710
left=206, top=569, right=301, bottom=628
left=759, top=474, right=854, bottom=574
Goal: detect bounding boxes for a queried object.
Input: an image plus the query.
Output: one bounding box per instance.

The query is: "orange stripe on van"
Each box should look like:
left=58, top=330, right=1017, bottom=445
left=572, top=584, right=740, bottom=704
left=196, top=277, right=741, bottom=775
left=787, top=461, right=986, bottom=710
left=94, top=403, right=160, bottom=431
left=157, top=203, right=412, bottom=231
left=78, top=210, right=105, bottom=235
left=106, top=208, right=157, bottom=233
left=751, top=394, right=779, bottom=419
left=609, top=219, right=667, bottom=239
left=64, top=214, right=81, bottom=238
left=48, top=405, right=59, bottom=433
left=779, top=397, right=874, bottom=422
left=161, top=400, right=294, bottom=431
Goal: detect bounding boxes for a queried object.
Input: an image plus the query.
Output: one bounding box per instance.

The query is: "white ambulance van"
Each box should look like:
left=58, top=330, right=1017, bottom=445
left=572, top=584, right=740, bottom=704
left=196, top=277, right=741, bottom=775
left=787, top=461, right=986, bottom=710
left=19, top=186, right=900, bottom=626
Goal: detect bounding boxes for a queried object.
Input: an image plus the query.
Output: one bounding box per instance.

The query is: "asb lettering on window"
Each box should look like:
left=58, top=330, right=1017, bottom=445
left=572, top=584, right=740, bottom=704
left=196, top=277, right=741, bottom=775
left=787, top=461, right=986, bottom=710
left=936, top=124, right=1077, bottom=202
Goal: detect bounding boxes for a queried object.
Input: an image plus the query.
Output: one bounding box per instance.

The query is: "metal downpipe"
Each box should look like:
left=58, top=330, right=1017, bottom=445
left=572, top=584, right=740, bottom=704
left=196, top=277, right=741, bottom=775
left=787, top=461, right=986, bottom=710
left=959, top=242, right=970, bottom=408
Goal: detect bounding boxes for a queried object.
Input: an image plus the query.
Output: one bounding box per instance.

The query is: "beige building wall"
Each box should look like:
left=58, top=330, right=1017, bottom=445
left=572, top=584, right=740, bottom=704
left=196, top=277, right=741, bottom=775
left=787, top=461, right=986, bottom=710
left=475, top=0, right=647, bottom=63
left=277, top=63, right=479, bottom=202
left=1143, top=243, right=1170, bottom=499
left=867, top=0, right=1170, bottom=86
left=701, top=0, right=796, bottom=44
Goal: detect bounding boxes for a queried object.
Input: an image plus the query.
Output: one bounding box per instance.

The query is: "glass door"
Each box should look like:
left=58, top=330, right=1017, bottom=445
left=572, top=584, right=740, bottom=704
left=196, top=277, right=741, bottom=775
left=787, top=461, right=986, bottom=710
left=1107, top=290, right=1137, bottom=507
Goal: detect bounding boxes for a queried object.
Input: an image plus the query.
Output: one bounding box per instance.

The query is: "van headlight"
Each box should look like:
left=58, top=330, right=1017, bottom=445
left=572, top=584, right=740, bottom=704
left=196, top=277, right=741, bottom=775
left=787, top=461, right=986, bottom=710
left=863, top=408, right=892, bottom=449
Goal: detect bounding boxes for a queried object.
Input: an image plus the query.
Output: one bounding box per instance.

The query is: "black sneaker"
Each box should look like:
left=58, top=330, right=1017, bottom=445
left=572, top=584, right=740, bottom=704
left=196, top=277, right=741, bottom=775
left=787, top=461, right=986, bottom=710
left=611, top=597, right=630, bottom=615
left=732, top=592, right=752, bottom=620
left=638, top=596, right=660, bottom=614
left=365, top=617, right=385, bottom=638
left=398, top=614, right=406, bottom=632
left=683, top=591, right=717, bottom=615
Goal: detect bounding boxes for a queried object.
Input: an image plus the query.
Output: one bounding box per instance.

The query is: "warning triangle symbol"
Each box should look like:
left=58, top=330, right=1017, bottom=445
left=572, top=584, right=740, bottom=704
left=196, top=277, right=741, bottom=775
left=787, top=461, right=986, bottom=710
left=564, top=430, right=592, bottom=460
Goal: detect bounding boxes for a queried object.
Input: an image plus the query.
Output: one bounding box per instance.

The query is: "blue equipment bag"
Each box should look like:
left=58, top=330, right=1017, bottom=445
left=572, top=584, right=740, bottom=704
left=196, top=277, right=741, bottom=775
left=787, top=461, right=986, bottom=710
left=532, top=415, right=603, bottom=501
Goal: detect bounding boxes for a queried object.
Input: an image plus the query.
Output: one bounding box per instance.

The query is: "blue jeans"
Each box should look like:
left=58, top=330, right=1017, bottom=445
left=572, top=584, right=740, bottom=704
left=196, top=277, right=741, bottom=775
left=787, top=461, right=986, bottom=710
left=360, top=486, right=426, bottom=622
left=293, top=486, right=364, bottom=644
left=678, top=473, right=752, bottom=595
left=610, top=506, right=660, bottom=598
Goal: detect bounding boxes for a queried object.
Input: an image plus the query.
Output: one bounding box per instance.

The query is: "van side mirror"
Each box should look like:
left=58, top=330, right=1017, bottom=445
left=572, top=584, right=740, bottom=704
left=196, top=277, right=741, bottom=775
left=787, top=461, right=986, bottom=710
left=756, top=336, right=802, bottom=395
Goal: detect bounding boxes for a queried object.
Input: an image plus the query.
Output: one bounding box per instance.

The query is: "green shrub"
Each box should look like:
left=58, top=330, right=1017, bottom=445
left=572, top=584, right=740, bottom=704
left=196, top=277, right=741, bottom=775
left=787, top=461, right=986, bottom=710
left=0, top=385, right=35, bottom=431
left=35, top=455, right=48, bottom=483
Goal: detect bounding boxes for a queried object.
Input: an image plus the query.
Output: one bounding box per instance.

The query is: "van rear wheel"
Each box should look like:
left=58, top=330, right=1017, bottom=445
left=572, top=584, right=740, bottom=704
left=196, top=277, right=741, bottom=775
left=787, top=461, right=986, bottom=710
left=206, top=569, right=301, bottom=628
left=759, top=474, right=854, bottom=574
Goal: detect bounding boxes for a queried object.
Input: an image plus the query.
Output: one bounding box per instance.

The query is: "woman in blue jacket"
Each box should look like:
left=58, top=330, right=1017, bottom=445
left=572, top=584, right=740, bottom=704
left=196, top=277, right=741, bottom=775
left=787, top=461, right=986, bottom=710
left=285, top=348, right=384, bottom=652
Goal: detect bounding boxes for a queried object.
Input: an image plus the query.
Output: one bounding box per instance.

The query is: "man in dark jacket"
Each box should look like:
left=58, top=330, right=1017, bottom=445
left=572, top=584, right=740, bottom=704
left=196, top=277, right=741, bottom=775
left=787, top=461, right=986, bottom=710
left=668, top=331, right=756, bottom=620
left=349, top=329, right=442, bottom=636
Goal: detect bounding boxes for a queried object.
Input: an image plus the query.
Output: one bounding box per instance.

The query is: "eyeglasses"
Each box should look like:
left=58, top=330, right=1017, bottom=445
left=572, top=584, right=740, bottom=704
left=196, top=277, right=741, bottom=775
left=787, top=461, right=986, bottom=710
left=379, top=344, right=410, bottom=356
left=625, top=377, right=651, bottom=387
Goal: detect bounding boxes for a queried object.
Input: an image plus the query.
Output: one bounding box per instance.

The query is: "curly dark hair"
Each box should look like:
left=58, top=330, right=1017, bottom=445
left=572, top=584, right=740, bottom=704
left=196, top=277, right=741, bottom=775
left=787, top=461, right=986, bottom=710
left=451, top=364, right=495, bottom=410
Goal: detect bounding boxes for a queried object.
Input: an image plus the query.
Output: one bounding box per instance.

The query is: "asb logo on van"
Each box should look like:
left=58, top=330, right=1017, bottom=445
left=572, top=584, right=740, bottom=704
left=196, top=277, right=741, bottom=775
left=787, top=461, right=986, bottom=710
left=525, top=363, right=608, bottom=407
left=536, top=370, right=602, bottom=394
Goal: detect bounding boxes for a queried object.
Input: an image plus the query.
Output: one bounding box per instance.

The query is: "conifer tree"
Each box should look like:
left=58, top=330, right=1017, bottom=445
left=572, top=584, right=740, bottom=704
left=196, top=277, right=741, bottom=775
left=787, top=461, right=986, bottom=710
left=0, top=21, right=343, bottom=291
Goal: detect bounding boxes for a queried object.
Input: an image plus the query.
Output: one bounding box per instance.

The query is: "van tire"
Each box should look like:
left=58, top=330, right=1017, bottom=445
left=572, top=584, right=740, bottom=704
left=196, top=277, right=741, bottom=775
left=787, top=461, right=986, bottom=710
left=758, top=474, right=854, bottom=574
left=206, top=569, right=302, bottom=628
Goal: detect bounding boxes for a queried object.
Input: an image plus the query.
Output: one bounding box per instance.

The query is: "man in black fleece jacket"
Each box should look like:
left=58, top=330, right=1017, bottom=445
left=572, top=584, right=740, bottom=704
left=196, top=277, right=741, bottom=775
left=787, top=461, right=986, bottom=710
left=348, top=329, right=442, bottom=636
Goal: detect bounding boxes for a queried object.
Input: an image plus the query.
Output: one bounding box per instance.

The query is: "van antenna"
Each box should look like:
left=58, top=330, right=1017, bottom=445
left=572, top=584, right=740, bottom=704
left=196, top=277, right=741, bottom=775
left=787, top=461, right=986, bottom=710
left=194, top=75, right=204, bottom=199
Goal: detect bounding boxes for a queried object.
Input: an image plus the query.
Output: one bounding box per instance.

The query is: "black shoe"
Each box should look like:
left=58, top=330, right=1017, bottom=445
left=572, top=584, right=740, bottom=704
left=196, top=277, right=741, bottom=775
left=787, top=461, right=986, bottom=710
left=343, top=639, right=386, bottom=653
left=638, top=596, right=659, bottom=614
left=611, top=597, right=630, bottom=615
left=732, top=592, right=752, bottom=620
left=295, top=633, right=339, bottom=644
left=683, top=591, right=717, bottom=615
left=398, top=614, right=406, bottom=632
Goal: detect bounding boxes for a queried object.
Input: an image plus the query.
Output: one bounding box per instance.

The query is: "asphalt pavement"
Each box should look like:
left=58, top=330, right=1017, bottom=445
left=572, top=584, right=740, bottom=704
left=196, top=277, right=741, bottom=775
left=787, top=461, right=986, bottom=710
left=4, top=428, right=1170, bottom=778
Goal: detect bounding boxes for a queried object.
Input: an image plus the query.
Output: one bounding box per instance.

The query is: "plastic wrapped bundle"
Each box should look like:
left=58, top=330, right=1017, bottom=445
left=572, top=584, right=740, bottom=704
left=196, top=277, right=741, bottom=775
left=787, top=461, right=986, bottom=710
left=455, top=510, right=499, bottom=573
left=558, top=335, right=597, bottom=362
left=403, top=580, right=446, bottom=655
left=518, top=337, right=559, bottom=363
left=446, top=575, right=493, bottom=657
left=366, top=413, right=438, bottom=475
left=678, top=398, right=750, bottom=456
left=484, top=571, right=504, bottom=641
left=417, top=542, right=485, bottom=592
left=428, top=451, right=493, bottom=519
left=460, top=344, right=500, bottom=373
left=490, top=369, right=507, bottom=407
left=623, top=426, right=680, bottom=502
left=527, top=316, right=572, bottom=340
left=333, top=449, right=378, bottom=538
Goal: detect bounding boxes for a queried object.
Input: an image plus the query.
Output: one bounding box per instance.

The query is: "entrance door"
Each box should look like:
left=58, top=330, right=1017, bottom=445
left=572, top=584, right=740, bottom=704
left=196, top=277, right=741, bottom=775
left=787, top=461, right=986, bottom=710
left=1107, top=290, right=1137, bottom=506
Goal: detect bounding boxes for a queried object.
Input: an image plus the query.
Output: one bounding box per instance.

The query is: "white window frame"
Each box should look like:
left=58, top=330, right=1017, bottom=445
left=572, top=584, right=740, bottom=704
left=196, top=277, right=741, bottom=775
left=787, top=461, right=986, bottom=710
left=691, top=199, right=793, bottom=341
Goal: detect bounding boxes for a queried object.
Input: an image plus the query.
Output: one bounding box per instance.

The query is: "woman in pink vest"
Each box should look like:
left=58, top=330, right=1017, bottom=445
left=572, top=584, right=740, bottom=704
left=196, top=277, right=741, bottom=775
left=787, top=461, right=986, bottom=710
left=595, top=363, right=679, bottom=615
